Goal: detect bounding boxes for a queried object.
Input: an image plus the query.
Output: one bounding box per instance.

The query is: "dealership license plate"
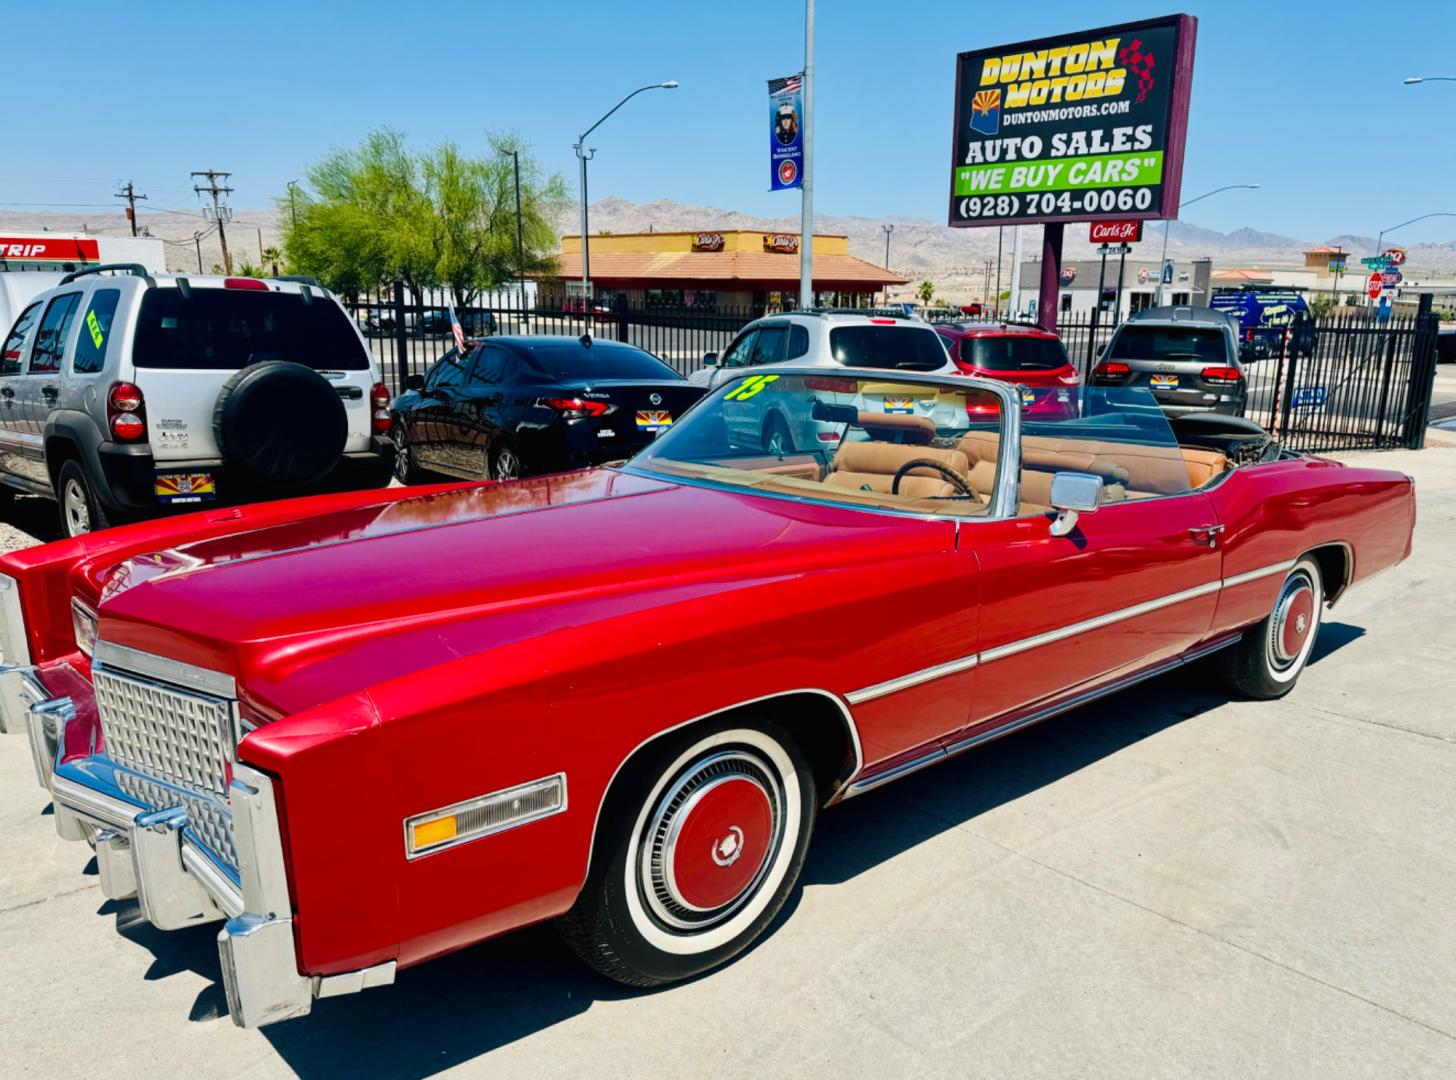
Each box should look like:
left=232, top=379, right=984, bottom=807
left=1020, top=389, right=1036, bottom=407
left=1150, top=374, right=1179, bottom=389
left=636, top=410, right=673, bottom=432
left=155, top=472, right=216, bottom=503
left=882, top=398, right=913, bottom=414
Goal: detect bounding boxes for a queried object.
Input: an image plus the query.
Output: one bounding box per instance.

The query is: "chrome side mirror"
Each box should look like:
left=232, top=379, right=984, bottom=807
left=1048, top=471, right=1103, bottom=537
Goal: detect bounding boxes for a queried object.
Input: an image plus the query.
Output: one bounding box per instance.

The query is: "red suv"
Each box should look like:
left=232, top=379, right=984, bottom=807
left=934, top=322, right=1081, bottom=418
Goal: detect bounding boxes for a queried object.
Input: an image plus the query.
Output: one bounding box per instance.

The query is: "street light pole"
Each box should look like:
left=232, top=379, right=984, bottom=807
left=1404, top=76, right=1456, bottom=83
left=574, top=80, right=679, bottom=316
left=1155, top=183, right=1260, bottom=306
left=882, top=224, right=893, bottom=268
left=800, top=0, right=815, bottom=311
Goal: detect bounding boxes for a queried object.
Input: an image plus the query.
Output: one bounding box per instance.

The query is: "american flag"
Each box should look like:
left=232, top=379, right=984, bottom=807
left=447, top=303, right=466, bottom=352
left=768, top=73, right=802, bottom=94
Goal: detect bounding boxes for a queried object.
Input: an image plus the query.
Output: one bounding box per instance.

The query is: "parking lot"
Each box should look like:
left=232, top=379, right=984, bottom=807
left=1, top=442, right=1452, bottom=1079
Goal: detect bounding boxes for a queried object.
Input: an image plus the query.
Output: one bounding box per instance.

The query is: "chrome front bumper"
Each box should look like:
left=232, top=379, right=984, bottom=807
left=3, top=664, right=394, bottom=1028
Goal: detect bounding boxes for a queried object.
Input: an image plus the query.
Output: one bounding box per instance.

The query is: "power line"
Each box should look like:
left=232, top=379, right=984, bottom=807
left=191, top=169, right=234, bottom=274
left=115, top=181, right=147, bottom=237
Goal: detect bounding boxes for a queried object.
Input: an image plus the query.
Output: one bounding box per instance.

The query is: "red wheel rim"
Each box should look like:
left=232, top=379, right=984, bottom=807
left=1274, top=582, right=1315, bottom=663
left=664, top=776, right=774, bottom=912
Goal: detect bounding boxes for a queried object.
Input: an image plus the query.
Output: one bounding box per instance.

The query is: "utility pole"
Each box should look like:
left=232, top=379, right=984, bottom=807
left=192, top=169, right=234, bottom=274
left=194, top=232, right=203, bottom=273
left=799, top=0, right=815, bottom=310
left=994, top=226, right=1004, bottom=317
left=512, top=149, right=525, bottom=302
left=115, top=181, right=147, bottom=237
left=882, top=223, right=894, bottom=268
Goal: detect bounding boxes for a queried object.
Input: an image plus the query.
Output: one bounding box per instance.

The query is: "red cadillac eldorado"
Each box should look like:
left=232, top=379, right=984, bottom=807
left=1, top=369, right=1414, bottom=1028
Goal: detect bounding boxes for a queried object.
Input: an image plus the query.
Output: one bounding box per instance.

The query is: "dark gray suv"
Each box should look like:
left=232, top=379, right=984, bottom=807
left=1092, top=306, right=1247, bottom=417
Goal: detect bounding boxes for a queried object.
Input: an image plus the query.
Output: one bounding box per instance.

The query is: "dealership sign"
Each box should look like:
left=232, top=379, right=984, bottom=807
left=950, top=14, right=1197, bottom=228
left=0, top=237, right=100, bottom=262
left=1089, top=220, right=1143, bottom=243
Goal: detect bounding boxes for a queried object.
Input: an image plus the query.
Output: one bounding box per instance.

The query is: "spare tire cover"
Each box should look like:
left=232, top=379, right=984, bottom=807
left=212, top=360, right=348, bottom=488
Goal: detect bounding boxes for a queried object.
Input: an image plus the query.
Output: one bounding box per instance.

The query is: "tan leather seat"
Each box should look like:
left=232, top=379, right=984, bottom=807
left=827, top=441, right=971, bottom=501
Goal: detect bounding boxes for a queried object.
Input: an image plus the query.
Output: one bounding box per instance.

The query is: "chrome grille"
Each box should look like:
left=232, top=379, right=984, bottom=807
left=114, top=770, right=237, bottom=868
left=94, top=666, right=235, bottom=797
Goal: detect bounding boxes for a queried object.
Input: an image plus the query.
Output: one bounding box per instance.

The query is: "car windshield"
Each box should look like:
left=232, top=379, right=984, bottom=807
left=631, top=376, right=1205, bottom=517
left=828, top=326, right=948, bottom=370
left=133, top=287, right=371, bottom=370
left=1111, top=325, right=1227, bottom=362
left=523, top=341, right=680, bottom=380
left=960, top=335, right=1068, bottom=371
left=630, top=372, right=1005, bottom=515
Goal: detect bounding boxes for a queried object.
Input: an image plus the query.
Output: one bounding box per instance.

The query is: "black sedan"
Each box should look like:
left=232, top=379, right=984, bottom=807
left=391, top=336, right=704, bottom=482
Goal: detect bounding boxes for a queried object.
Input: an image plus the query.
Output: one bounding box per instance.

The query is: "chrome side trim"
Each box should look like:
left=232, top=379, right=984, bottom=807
left=843, top=560, right=1298, bottom=703
left=846, top=653, right=979, bottom=705
left=844, top=642, right=1238, bottom=799
left=94, top=640, right=237, bottom=698
left=0, top=573, right=31, bottom=668
left=979, top=579, right=1224, bottom=665
left=1222, top=560, right=1296, bottom=589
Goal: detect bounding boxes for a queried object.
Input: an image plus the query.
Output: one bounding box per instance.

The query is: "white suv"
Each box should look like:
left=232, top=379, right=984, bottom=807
left=0, top=265, right=394, bottom=536
left=690, top=309, right=957, bottom=454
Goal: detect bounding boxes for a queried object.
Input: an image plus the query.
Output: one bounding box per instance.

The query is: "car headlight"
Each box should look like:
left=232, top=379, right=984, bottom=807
left=70, top=598, right=98, bottom=658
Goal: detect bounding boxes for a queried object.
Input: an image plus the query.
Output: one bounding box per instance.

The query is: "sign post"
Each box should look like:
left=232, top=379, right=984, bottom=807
left=949, top=14, right=1198, bottom=330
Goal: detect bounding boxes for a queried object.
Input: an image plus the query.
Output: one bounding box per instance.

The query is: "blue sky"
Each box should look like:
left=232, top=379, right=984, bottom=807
left=3, top=0, right=1454, bottom=243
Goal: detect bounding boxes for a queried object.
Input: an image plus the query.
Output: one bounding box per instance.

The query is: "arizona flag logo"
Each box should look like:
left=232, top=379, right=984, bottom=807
left=969, top=89, right=1001, bottom=136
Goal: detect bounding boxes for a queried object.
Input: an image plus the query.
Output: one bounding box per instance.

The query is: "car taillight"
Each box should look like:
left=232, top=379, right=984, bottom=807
left=870, top=317, right=896, bottom=324
left=1093, top=361, right=1131, bottom=377
left=223, top=277, right=269, bottom=291
left=1058, top=371, right=1081, bottom=385
left=370, top=381, right=391, bottom=434
left=966, top=401, right=999, bottom=417
left=107, top=381, right=146, bottom=441
left=1201, top=366, right=1242, bottom=383
left=1245, top=329, right=1254, bottom=341
left=540, top=397, right=612, bottom=419
left=804, top=376, right=859, bottom=393
left=816, top=431, right=841, bottom=442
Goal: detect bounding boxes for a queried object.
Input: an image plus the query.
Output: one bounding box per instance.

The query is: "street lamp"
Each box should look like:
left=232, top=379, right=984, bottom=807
left=881, top=224, right=893, bottom=268
left=1155, top=183, right=1260, bottom=305
left=1375, top=211, right=1456, bottom=257
left=1405, top=76, right=1456, bottom=84
left=574, top=81, right=678, bottom=316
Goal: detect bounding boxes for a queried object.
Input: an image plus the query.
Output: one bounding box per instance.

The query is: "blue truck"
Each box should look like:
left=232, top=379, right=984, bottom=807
left=1210, top=287, right=1317, bottom=360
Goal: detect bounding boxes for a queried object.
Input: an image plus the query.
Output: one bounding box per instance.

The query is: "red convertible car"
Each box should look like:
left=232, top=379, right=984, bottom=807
left=1, top=369, right=1414, bottom=1028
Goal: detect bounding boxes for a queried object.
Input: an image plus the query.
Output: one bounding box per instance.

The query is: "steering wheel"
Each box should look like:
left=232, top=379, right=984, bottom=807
left=890, top=459, right=977, bottom=500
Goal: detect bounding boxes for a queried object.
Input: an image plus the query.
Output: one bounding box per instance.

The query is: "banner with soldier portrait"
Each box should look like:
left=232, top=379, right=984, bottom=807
left=768, top=73, right=804, bottom=191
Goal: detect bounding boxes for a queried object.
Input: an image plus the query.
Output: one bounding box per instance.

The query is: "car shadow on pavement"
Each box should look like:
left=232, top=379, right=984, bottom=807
left=4, top=494, right=61, bottom=545
left=99, top=630, right=1365, bottom=1077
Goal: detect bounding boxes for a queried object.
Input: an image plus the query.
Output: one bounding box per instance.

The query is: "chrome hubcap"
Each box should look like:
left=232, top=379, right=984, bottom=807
left=63, top=478, right=90, bottom=535
left=494, top=449, right=519, bottom=479
left=1268, top=572, right=1317, bottom=669
left=639, top=750, right=783, bottom=932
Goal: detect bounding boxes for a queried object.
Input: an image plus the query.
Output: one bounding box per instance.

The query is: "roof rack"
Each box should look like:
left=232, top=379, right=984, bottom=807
left=59, top=263, right=155, bottom=287
left=800, top=306, right=917, bottom=320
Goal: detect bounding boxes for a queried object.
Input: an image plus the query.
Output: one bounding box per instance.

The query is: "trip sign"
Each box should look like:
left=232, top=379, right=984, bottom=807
left=949, top=14, right=1197, bottom=229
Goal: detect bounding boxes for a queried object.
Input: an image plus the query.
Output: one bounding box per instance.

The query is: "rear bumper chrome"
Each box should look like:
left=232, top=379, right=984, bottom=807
left=4, top=663, right=395, bottom=1028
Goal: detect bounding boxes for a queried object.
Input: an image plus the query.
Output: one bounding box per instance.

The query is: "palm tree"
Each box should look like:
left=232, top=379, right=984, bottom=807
left=262, top=246, right=284, bottom=276
left=916, top=280, right=936, bottom=308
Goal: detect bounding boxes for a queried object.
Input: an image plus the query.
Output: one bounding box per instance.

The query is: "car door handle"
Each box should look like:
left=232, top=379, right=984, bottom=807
left=1188, top=524, right=1226, bottom=548
left=41, top=386, right=58, bottom=399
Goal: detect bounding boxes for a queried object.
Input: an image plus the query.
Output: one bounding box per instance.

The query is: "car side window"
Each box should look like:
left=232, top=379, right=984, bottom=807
left=785, top=324, right=810, bottom=360
left=426, top=351, right=466, bottom=389
left=469, top=345, right=510, bottom=384
left=72, top=288, right=121, bottom=375
left=749, top=325, right=788, bottom=366
left=28, top=293, right=83, bottom=374
left=1, top=301, right=42, bottom=376
left=718, top=330, right=758, bottom=369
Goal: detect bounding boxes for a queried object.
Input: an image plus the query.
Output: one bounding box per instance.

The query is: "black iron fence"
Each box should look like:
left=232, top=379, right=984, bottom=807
left=347, top=284, right=1439, bottom=455
left=343, top=284, right=754, bottom=392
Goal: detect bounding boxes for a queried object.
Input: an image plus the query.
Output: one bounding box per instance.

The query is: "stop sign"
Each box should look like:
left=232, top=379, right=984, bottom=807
left=1367, top=272, right=1383, bottom=299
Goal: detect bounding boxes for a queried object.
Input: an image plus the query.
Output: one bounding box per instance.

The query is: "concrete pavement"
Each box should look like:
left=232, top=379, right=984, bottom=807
left=1, top=447, right=1454, bottom=1079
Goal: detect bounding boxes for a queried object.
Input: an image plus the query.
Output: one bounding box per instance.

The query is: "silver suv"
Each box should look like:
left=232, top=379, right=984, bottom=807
left=0, top=265, right=394, bottom=536
left=691, top=309, right=955, bottom=389
left=1092, top=306, right=1248, bottom=418
left=690, top=309, right=957, bottom=455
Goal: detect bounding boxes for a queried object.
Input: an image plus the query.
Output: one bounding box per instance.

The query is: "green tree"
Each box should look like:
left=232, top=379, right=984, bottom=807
left=916, top=279, right=936, bottom=306
left=281, top=129, right=567, bottom=305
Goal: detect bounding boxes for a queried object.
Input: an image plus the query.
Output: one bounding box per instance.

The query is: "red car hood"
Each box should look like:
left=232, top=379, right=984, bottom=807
left=93, top=469, right=948, bottom=719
